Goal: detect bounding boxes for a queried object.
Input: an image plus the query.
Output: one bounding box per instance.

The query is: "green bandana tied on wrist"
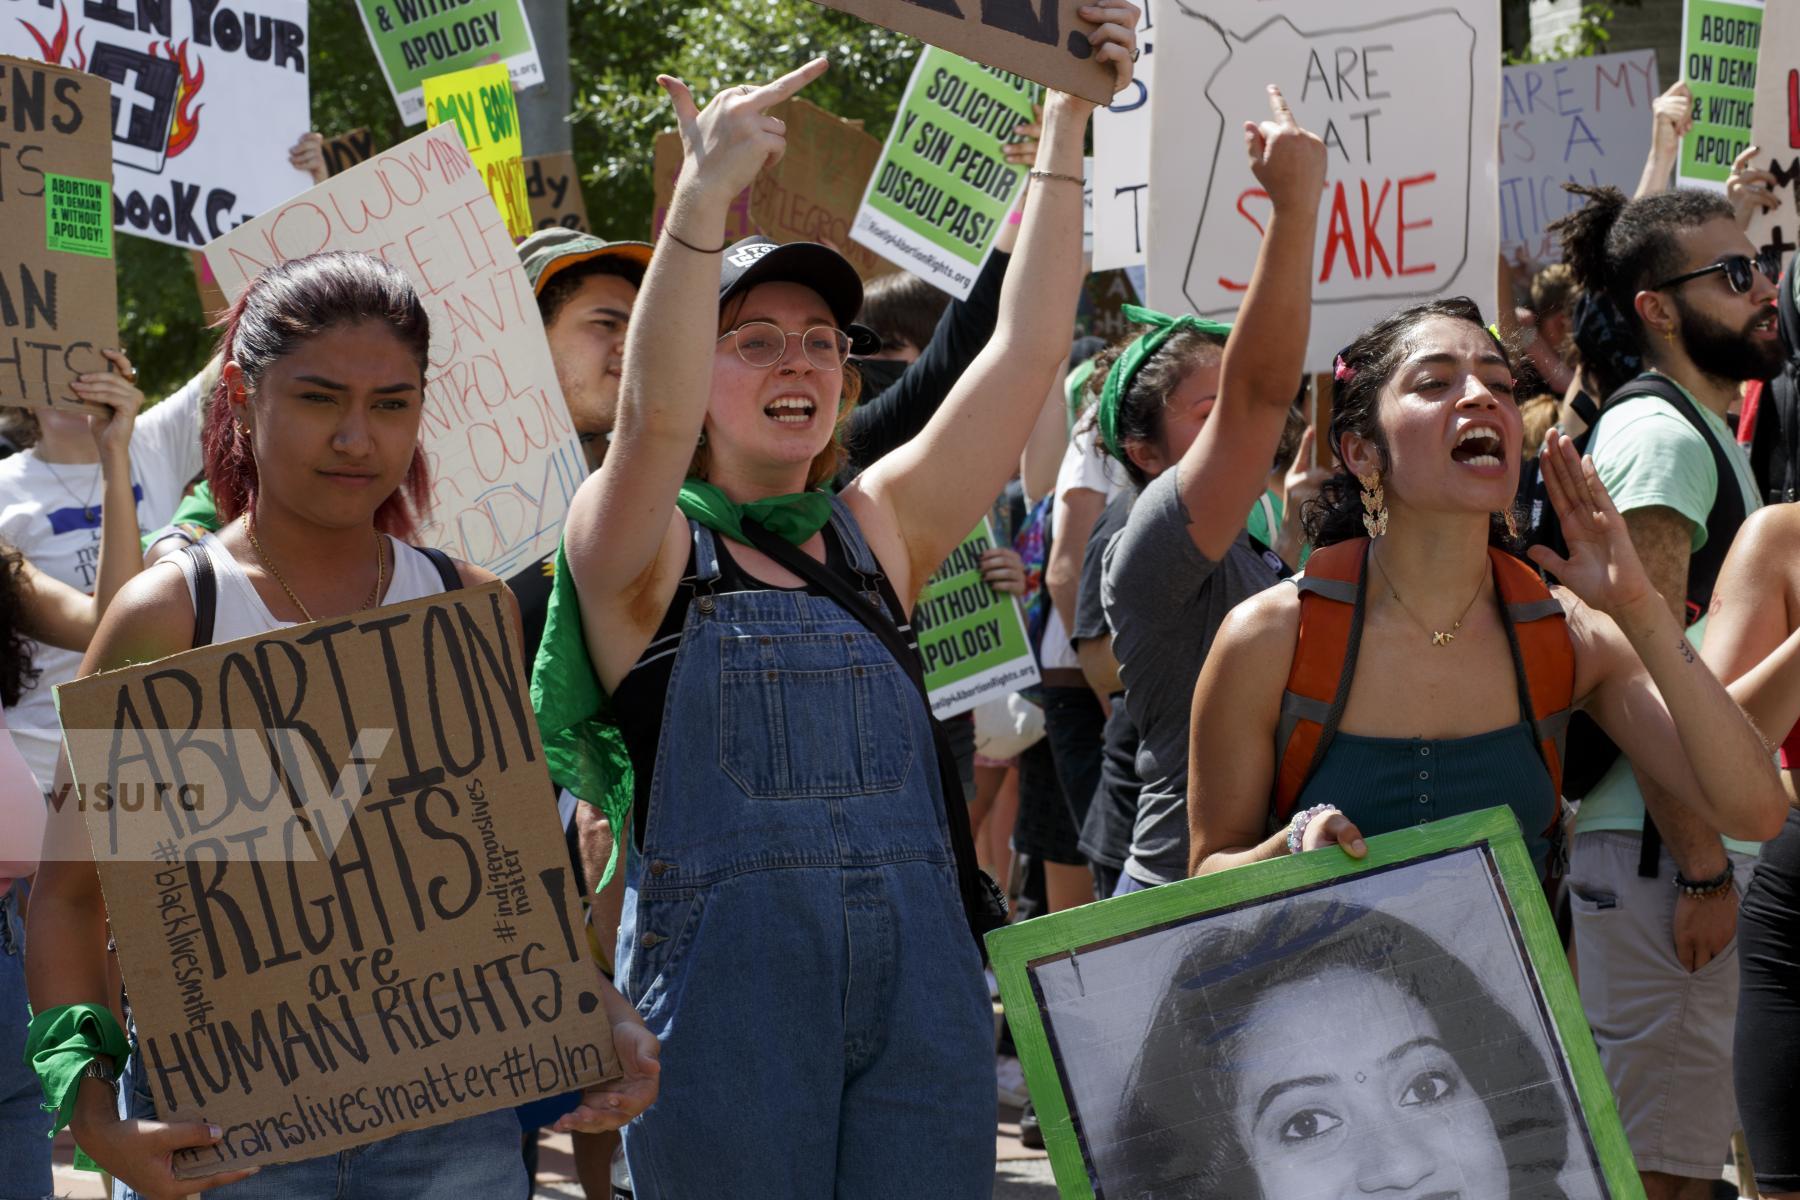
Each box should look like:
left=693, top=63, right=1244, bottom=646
left=27, top=1002, right=129, bottom=1170
left=1096, top=304, right=1234, bottom=465
left=530, top=479, right=835, bottom=891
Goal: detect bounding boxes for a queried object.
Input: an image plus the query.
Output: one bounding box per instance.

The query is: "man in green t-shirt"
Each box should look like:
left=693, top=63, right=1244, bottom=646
left=1559, top=185, right=1784, bottom=1199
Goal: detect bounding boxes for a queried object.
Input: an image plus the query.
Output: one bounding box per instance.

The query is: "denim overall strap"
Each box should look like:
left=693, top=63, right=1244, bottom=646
left=615, top=503, right=993, bottom=1199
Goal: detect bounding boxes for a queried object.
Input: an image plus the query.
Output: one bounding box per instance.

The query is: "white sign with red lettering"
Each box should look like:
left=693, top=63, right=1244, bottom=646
left=1146, top=0, right=1500, bottom=373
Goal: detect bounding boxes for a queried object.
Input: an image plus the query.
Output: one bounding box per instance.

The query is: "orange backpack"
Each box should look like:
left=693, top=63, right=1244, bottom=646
left=1271, top=538, right=1575, bottom=840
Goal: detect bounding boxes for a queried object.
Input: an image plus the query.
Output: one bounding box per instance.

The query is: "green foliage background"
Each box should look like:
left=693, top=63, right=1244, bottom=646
left=121, top=0, right=920, bottom=403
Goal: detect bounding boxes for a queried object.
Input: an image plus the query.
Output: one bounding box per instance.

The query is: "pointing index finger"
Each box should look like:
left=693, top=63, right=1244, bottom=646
left=747, top=57, right=829, bottom=109
left=1266, top=84, right=1295, bottom=126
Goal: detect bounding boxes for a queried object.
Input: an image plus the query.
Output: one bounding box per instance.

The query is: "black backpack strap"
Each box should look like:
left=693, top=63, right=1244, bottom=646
left=738, top=517, right=1007, bottom=957
left=1568, top=388, right=1600, bottom=432
left=1776, top=370, right=1800, bottom=504
left=181, top=542, right=216, bottom=649
left=415, top=545, right=464, bottom=592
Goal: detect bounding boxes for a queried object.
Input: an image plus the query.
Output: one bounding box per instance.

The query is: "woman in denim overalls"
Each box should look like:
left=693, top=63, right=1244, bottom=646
left=560, top=37, right=1138, bottom=1198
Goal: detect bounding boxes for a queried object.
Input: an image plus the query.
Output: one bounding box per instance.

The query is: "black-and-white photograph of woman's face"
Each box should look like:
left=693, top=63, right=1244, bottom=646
left=1027, top=848, right=1608, bottom=1199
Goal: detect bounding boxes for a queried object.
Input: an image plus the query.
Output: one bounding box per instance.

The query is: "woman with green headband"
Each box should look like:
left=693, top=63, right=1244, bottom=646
left=553, top=24, right=1138, bottom=1197
left=1095, top=84, right=1328, bottom=897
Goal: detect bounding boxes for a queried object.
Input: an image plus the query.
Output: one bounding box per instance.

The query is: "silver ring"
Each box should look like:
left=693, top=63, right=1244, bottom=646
left=1130, top=46, right=1141, bottom=61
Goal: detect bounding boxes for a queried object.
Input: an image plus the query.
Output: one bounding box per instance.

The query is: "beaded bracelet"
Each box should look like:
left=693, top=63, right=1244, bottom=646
left=1287, top=803, right=1339, bottom=855
left=1028, top=168, right=1084, bottom=186
left=1674, top=863, right=1736, bottom=898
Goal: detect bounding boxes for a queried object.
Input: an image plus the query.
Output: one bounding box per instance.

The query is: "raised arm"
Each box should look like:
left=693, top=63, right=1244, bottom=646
left=1173, top=87, right=1325, bottom=561
left=850, top=4, right=1138, bottom=591
left=1700, top=506, right=1800, bottom=745
left=1534, top=432, right=1787, bottom=842
left=563, top=60, right=828, bottom=609
left=19, top=365, right=143, bottom=650
left=1634, top=80, right=1692, bottom=199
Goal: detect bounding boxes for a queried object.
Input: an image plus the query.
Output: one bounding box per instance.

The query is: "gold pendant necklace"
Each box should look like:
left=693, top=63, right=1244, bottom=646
left=243, top=513, right=384, bottom=623
left=1369, top=548, right=1486, bottom=648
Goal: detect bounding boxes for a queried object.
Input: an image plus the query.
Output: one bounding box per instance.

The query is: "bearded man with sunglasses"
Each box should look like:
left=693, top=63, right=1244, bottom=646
left=1552, top=184, right=1782, bottom=1200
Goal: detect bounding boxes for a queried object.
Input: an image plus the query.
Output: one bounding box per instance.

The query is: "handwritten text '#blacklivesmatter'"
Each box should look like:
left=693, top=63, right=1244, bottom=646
left=97, top=592, right=537, bottom=960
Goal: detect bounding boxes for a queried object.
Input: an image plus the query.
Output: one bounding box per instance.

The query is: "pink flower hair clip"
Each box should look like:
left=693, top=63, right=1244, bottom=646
left=1333, top=353, right=1356, bottom=383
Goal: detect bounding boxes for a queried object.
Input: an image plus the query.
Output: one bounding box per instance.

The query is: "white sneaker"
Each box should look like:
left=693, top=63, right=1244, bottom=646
left=996, top=1055, right=1030, bottom=1108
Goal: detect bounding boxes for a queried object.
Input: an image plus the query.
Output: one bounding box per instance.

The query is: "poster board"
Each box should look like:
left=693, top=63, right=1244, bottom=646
left=1745, top=0, right=1800, bottom=270
left=423, top=63, right=532, bottom=240
left=1500, top=51, right=1659, bottom=265
left=650, top=130, right=755, bottom=243
left=1075, top=268, right=1140, bottom=344
left=2, top=2, right=313, bottom=250
left=204, top=123, right=587, bottom=581
left=986, top=808, right=1637, bottom=1200
left=323, top=128, right=378, bottom=177
left=1677, top=0, right=1764, bottom=190
left=1147, top=0, right=1500, bottom=375
left=354, top=0, right=542, bottom=126
left=190, top=250, right=228, bottom=323
left=752, top=98, right=894, bottom=283
left=852, top=47, right=1036, bottom=300
left=1090, top=0, right=1155, bottom=272
left=916, top=520, right=1039, bottom=718
left=52, top=582, right=620, bottom=1177
left=524, top=152, right=589, bottom=233
left=0, top=53, right=115, bottom=414
left=813, top=0, right=1113, bottom=105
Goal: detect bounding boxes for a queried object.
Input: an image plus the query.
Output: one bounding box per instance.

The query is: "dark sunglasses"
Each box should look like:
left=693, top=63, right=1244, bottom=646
left=1650, top=252, right=1780, bottom=295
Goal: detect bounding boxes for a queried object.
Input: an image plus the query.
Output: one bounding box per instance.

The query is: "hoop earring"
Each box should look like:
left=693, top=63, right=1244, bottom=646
left=696, top=429, right=707, bottom=448
left=1502, top=508, right=1520, bottom=541
left=1359, top=473, right=1388, bottom=538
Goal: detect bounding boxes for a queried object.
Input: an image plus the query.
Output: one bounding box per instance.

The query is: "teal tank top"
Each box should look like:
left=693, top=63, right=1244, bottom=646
left=1293, top=721, right=1559, bottom=874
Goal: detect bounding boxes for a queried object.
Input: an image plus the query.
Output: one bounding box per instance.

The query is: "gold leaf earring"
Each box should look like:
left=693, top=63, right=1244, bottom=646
left=1359, top=473, right=1388, bottom=538
left=1502, top=508, right=1520, bottom=541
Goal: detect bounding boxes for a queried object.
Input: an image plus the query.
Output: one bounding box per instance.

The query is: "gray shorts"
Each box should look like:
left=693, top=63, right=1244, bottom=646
left=1567, top=829, right=1755, bottom=1178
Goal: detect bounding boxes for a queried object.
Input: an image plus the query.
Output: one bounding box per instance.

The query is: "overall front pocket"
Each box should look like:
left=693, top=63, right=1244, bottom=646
left=719, top=641, right=916, bottom=799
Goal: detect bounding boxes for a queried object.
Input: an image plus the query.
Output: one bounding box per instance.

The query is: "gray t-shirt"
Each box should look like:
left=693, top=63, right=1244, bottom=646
left=1101, top=467, right=1283, bottom=885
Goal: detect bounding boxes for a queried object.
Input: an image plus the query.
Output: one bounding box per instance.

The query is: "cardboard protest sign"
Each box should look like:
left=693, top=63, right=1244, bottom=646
left=1678, top=0, right=1765, bottom=189
left=190, top=250, right=227, bottom=322
left=815, top=0, right=1112, bottom=105
left=423, top=63, right=531, bottom=239
left=651, top=130, right=755, bottom=242
left=915, top=521, right=1039, bottom=718
left=323, top=128, right=378, bottom=177
left=204, top=124, right=587, bottom=580
left=2, top=2, right=312, bottom=250
left=1090, top=0, right=1155, bottom=272
left=1745, top=1, right=1800, bottom=270
left=751, top=98, right=892, bottom=282
left=524, top=152, right=589, bottom=232
left=987, top=809, right=1639, bottom=1199
left=1500, top=51, right=1659, bottom=265
left=853, top=48, right=1035, bottom=300
left=0, top=53, right=115, bottom=415
left=1076, top=268, right=1140, bottom=344
left=53, top=582, right=619, bottom=1177
left=1147, top=0, right=1501, bottom=374
left=355, top=0, right=542, bottom=126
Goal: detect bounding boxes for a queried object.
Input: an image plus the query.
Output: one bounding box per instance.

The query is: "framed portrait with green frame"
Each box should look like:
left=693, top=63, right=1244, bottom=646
left=985, top=807, right=1644, bottom=1199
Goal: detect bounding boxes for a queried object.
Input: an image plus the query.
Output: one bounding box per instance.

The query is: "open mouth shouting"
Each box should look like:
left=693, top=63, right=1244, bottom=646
left=1450, top=423, right=1507, bottom=472
left=1750, top=309, right=1779, bottom=341
left=765, top=395, right=818, bottom=426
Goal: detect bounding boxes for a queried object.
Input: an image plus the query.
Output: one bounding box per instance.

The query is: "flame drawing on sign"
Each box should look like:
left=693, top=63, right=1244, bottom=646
left=18, top=3, right=89, bottom=70
left=149, top=39, right=205, bottom=157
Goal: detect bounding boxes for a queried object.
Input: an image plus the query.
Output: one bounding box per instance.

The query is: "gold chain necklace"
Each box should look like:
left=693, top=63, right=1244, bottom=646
left=1369, top=548, right=1486, bottom=648
left=243, top=513, right=384, bottom=623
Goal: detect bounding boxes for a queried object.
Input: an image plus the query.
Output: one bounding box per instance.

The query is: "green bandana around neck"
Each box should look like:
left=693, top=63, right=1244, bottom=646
left=1097, top=303, right=1234, bottom=465
left=676, top=479, right=834, bottom=547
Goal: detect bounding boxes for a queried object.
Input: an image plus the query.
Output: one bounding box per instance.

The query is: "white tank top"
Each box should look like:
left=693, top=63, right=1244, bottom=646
left=172, top=531, right=452, bottom=643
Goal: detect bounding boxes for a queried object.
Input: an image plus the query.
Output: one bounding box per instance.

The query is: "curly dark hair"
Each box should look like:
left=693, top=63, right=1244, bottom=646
left=1304, top=297, right=1523, bottom=553
left=1551, top=184, right=1736, bottom=358
left=1081, top=328, right=1227, bottom=489
left=1099, top=897, right=1576, bottom=1199
left=0, top=544, right=39, bottom=708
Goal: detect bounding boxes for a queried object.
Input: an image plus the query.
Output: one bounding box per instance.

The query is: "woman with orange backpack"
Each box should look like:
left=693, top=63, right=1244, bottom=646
left=1186, top=299, right=1784, bottom=879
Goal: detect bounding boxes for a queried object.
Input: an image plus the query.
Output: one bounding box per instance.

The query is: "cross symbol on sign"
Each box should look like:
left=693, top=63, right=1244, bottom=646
left=87, top=42, right=180, bottom=175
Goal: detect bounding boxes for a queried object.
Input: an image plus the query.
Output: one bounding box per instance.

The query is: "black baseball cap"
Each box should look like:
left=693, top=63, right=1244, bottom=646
left=718, top=237, right=882, bottom=356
